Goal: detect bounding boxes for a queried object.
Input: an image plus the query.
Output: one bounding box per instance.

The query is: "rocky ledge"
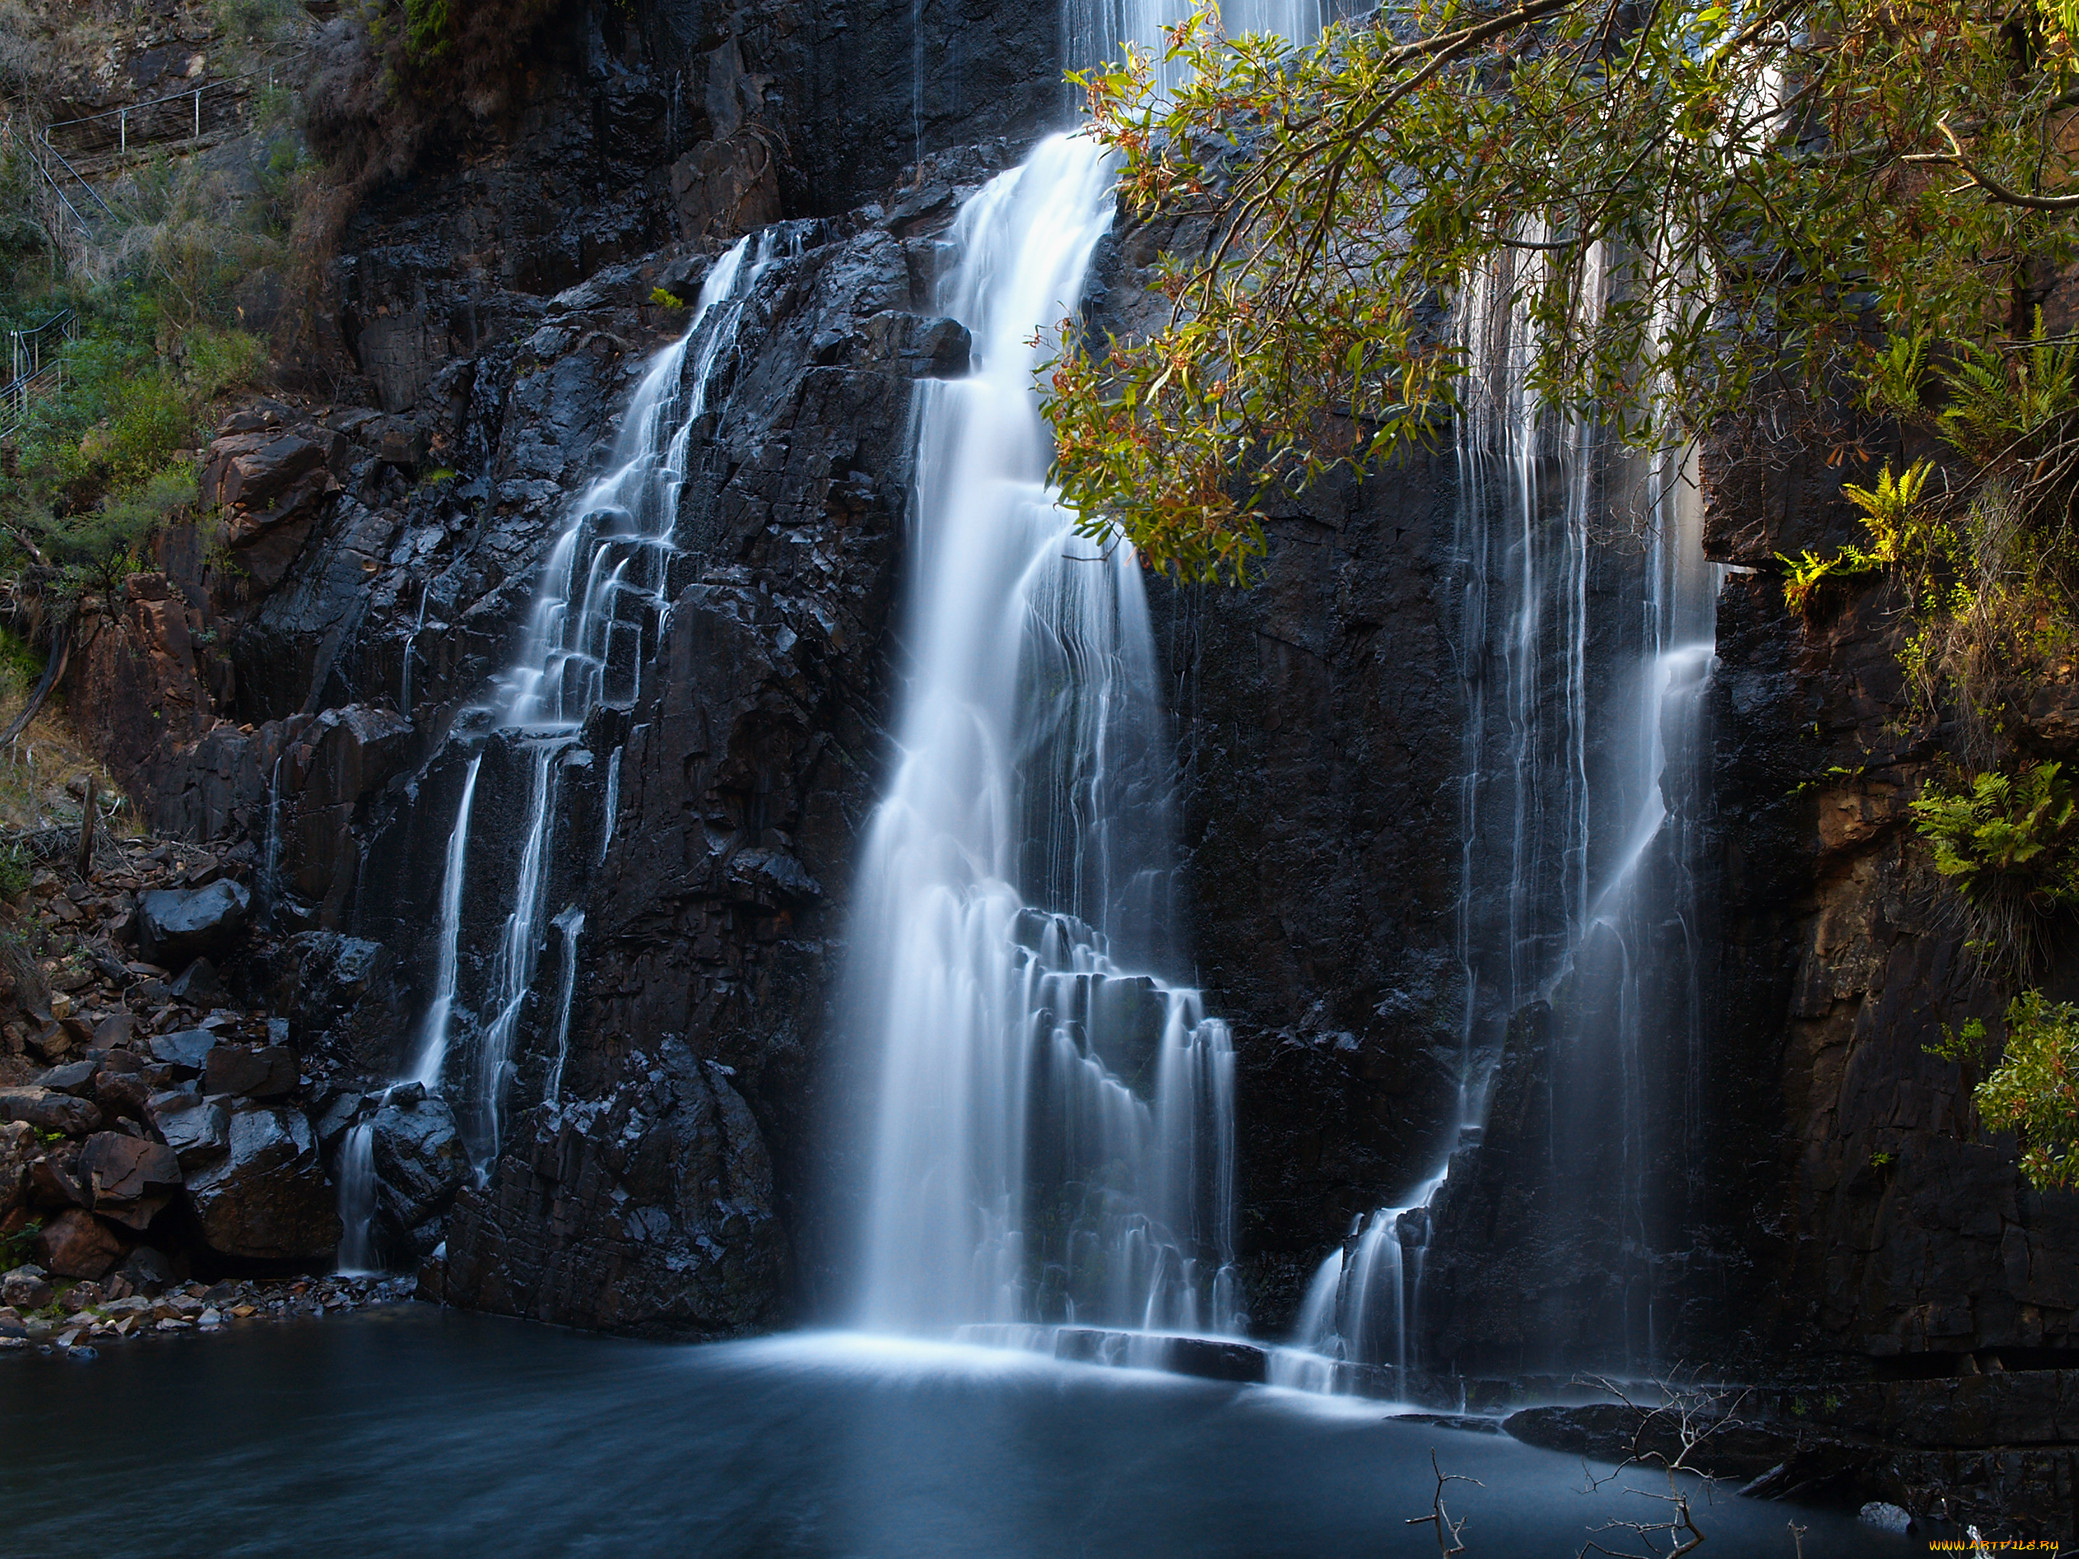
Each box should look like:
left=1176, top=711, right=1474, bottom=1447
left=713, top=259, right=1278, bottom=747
left=0, top=1266, right=413, bottom=1360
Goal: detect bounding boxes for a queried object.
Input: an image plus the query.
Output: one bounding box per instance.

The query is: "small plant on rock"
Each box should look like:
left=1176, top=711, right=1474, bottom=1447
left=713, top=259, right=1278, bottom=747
left=1974, top=991, right=2079, bottom=1191
left=0, top=1218, right=40, bottom=1270
left=1912, top=761, right=2079, bottom=974
left=0, top=841, right=30, bottom=901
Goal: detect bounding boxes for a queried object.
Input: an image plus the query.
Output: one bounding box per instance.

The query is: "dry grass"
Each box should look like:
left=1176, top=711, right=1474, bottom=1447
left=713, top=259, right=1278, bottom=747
left=0, top=694, right=129, bottom=835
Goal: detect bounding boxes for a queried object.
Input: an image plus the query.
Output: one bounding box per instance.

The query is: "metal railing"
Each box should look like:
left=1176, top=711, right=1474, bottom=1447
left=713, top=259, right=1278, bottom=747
left=1, top=119, right=113, bottom=237
left=1, top=311, right=74, bottom=441
left=42, top=60, right=295, bottom=162
left=1, top=360, right=64, bottom=443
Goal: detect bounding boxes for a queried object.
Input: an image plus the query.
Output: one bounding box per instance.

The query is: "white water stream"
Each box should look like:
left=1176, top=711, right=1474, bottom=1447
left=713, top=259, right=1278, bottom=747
left=1291, top=243, right=1721, bottom=1377
left=338, top=235, right=771, bottom=1265
left=850, top=133, right=1237, bottom=1334
left=848, top=0, right=1342, bottom=1341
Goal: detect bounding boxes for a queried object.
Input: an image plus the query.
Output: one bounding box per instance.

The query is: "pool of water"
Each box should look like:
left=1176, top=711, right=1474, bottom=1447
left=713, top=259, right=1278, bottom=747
left=0, top=1308, right=1914, bottom=1557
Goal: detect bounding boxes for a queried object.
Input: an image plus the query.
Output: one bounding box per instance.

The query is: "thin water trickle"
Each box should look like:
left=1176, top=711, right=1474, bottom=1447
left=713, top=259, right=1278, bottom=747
left=261, top=751, right=285, bottom=921
left=543, top=907, right=585, bottom=1109
left=400, top=585, right=430, bottom=720
left=1302, top=240, right=1721, bottom=1375
left=338, top=234, right=777, bottom=1262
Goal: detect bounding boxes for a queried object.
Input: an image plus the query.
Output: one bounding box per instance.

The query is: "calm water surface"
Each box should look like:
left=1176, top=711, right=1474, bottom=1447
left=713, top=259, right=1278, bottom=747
left=0, top=1308, right=1915, bottom=1557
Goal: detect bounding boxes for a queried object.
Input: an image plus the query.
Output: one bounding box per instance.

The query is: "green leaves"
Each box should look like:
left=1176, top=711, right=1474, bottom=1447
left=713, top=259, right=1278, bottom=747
left=1912, top=762, right=2079, bottom=908
left=1046, top=0, right=2079, bottom=577
left=1975, top=991, right=2079, bottom=1190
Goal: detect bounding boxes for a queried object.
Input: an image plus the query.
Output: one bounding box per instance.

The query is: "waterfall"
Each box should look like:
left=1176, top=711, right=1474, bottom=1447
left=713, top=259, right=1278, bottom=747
left=1064, top=0, right=1338, bottom=99
left=1294, top=240, right=1722, bottom=1375
left=407, top=231, right=767, bottom=1163
left=849, top=132, right=1239, bottom=1336
left=335, top=1118, right=379, bottom=1274
left=337, top=234, right=774, bottom=1266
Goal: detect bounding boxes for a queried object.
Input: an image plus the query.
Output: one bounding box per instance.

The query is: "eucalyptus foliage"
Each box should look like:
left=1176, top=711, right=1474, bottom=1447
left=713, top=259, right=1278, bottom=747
left=1047, top=0, right=2079, bottom=579
left=1975, top=990, right=2079, bottom=1188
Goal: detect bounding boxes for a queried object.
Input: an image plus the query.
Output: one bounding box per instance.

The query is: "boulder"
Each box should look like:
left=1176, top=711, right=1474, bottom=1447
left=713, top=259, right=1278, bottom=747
left=35, top=1059, right=98, bottom=1095
left=77, top=1133, right=182, bottom=1230
left=116, top=1244, right=176, bottom=1295
left=166, top=958, right=229, bottom=1006
left=0, top=1265, right=53, bottom=1310
left=201, top=430, right=326, bottom=511
left=136, top=879, right=251, bottom=968
left=153, top=1096, right=230, bottom=1171
left=34, top=1209, right=126, bottom=1279
left=149, top=1028, right=219, bottom=1074
left=0, top=1086, right=101, bottom=1137
left=367, top=1092, right=468, bottom=1260
left=28, top=1141, right=89, bottom=1206
left=90, top=1013, right=135, bottom=1051
left=185, top=1105, right=341, bottom=1261
left=91, top=1066, right=153, bottom=1124
left=204, top=1044, right=299, bottom=1100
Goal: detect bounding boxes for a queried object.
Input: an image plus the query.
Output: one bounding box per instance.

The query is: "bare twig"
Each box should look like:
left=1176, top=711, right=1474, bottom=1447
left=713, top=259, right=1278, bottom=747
left=1405, top=1448, right=1483, bottom=1555
left=1571, top=1372, right=1752, bottom=1559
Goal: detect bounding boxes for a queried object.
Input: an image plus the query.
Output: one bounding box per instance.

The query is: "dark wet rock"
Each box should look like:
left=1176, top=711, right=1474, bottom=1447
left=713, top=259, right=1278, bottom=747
left=275, top=932, right=407, bottom=1081
left=35, top=1209, right=128, bottom=1279
left=0, top=1087, right=102, bottom=1137
left=77, top=1133, right=182, bottom=1231
left=203, top=1045, right=299, bottom=1101
left=185, top=1106, right=342, bottom=1262
left=148, top=1030, right=219, bottom=1076
left=136, top=879, right=252, bottom=968
left=151, top=1096, right=230, bottom=1172
left=364, top=1092, right=467, bottom=1263
left=445, top=1052, right=784, bottom=1338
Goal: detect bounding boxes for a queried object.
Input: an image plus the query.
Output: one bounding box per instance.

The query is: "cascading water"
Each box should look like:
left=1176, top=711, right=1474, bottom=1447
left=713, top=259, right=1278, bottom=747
left=849, top=131, right=1241, bottom=1337
left=412, top=233, right=767, bottom=1158
left=336, top=234, right=774, bottom=1267
left=1290, top=242, right=1721, bottom=1378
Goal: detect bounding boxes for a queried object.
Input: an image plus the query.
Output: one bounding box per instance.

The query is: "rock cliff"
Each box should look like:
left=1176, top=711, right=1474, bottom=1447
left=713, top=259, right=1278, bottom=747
left=34, top=6, right=2079, bottom=1530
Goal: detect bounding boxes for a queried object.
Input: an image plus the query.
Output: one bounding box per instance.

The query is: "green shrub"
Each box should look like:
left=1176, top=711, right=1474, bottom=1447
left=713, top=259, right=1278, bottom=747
left=1976, top=991, right=2079, bottom=1191
left=0, top=842, right=29, bottom=901
left=0, top=1219, right=38, bottom=1270
left=1912, top=762, right=2079, bottom=911
left=403, top=0, right=453, bottom=58
left=211, top=0, right=302, bottom=42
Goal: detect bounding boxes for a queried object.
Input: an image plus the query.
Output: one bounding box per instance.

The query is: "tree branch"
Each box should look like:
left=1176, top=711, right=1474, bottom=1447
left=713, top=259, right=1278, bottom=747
left=1902, top=118, right=2079, bottom=212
